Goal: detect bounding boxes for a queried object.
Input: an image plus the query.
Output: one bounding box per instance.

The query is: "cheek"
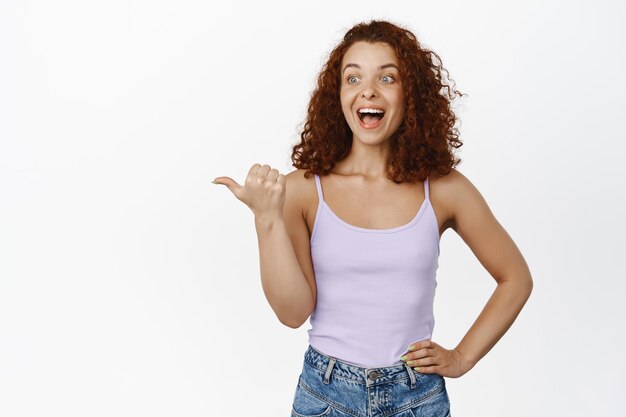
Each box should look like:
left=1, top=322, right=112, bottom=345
left=392, top=107, right=406, bottom=127
left=340, top=100, right=352, bottom=119
left=340, top=101, right=348, bottom=116
left=394, top=99, right=405, bottom=120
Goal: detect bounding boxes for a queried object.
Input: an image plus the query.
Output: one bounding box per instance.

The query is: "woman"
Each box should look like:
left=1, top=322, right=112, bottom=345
left=213, top=20, right=533, bottom=417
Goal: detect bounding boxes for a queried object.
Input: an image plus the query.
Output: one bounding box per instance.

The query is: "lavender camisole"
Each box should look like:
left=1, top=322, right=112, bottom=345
left=307, top=174, right=441, bottom=368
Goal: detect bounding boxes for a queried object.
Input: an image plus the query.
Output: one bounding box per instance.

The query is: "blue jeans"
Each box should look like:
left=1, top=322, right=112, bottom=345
left=291, top=344, right=452, bottom=417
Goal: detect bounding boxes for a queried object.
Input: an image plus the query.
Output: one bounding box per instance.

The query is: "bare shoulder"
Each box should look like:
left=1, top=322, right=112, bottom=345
left=284, top=167, right=313, bottom=189
left=427, top=168, right=481, bottom=229
left=427, top=168, right=472, bottom=233
left=284, top=168, right=316, bottom=223
left=438, top=168, right=489, bottom=231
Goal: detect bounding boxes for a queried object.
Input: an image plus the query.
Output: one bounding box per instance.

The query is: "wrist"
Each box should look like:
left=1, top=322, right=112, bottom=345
left=254, top=213, right=283, bottom=229
left=454, top=347, right=477, bottom=372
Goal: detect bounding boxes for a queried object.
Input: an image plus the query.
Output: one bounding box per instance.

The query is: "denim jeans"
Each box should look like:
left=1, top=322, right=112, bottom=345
left=291, top=344, right=452, bottom=417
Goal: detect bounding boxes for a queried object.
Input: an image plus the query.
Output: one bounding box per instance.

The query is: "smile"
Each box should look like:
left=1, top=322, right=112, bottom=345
left=357, top=107, right=385, bottom=129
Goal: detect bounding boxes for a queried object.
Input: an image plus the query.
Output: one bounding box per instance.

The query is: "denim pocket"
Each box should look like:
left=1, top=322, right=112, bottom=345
left=408, top=381, right=451, bottom=417
left=291, top=378, right=333, bottom=417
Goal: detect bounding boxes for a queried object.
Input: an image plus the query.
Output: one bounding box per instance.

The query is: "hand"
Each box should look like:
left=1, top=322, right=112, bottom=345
left=400, top=339, right=473, bottom=378
left=212, top=163, right=286, bottom=221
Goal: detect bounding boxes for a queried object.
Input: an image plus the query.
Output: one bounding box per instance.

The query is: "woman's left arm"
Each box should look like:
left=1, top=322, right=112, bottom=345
left=448, top=169, right=534, bottom=372
left=400, top=169, right=533, bottom=377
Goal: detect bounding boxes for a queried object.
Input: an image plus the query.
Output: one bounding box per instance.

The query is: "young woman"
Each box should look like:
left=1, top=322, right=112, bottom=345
left=213, top=19, right=533, bottom=417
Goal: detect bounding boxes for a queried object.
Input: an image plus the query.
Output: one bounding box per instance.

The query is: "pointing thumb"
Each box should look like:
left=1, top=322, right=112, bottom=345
left=212, top=176, right=242, bottom=194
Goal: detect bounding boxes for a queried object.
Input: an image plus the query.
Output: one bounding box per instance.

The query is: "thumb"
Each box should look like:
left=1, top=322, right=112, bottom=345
left=212, top=176, right=242, bottom=195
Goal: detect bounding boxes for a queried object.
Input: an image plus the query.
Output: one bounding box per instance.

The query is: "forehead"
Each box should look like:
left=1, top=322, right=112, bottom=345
left=341, top=41, right=399, bottom=68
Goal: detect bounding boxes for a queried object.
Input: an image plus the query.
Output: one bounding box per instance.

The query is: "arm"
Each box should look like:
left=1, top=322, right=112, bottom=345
left=446, top=169, right=534, bottom=371
left=255, top=169, right=317, bottom=328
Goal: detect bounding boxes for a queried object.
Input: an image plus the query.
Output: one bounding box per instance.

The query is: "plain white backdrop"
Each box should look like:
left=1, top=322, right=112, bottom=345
left=1, top=0, right=625, bottom=416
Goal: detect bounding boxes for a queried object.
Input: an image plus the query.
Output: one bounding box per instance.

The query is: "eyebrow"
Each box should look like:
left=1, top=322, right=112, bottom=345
left=342, top=63, right=399, bottom=73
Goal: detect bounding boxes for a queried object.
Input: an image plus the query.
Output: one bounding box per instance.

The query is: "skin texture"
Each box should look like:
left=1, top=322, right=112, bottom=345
left=214, top=41, right=533, bottom=378
left=340, top=41, right=405, bottom=151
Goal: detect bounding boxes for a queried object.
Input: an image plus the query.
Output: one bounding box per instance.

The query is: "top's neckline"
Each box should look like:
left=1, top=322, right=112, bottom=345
left=320, top=194, right=429, bottom=234
left=312, top=173, right=430, bottom=234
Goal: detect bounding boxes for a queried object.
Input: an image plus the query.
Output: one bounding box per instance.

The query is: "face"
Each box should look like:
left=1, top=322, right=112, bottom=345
left=340, top=41, right=405, bottom=145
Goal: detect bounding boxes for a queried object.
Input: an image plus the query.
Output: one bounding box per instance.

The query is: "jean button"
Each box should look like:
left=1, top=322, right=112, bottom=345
left=368, top=371, right=378, bottom=380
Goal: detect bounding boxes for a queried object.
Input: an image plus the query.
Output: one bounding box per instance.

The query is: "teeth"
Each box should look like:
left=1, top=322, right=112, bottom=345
left=358, top=108, right=384, bottom=114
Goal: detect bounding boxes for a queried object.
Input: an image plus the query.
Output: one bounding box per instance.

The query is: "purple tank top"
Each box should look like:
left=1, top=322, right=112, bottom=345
left=307, top=174, right=441, bottom=368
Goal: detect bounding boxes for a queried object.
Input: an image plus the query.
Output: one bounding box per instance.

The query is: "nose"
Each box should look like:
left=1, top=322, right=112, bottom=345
left=360, top=79, right=378, bottom=99
left=361, top=90, right=376, bottom=99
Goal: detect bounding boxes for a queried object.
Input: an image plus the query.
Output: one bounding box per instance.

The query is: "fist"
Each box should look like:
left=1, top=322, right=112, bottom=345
left=212, top=163, right=287, bottom=220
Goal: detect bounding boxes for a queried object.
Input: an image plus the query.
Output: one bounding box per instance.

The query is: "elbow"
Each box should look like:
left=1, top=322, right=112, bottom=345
left=279, top=307, right=313, bottom=329
left=498, top=273, right=533, bottom=300
left=276, top=292, right=315, bottom=329
left=525, top=274, right=534, bottom=294
left=280, top=316, right=305, bottom=329
left=279, top=316, right=300, bottom=328
left=519, top=275, right=534, bottom=302
left=503, top=272, right=534, bottom=292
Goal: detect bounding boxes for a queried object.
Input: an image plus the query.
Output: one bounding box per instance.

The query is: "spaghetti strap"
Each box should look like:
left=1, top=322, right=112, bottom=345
left=424, top=177, right=430, bottom=200
left=314, top=174, right=325, bottom=203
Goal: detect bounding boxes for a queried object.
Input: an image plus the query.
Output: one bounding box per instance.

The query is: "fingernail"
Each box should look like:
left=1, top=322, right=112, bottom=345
left=400, top=355, right=408, bottom=361
left=408, top=345, right=415, bottom=351
left=414, top=367, right=421, bottom=372
left=211, top=179, right=219, bottom=184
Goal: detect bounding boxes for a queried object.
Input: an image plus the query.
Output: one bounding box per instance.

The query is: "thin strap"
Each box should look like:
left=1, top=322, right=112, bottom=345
left=424, top=177, right=430, bottom=200
left=314, top=174, right=325, bottom=203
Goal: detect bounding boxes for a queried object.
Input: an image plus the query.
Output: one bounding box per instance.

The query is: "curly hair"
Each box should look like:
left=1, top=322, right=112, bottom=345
left=290, top=19, right=465, bottom=183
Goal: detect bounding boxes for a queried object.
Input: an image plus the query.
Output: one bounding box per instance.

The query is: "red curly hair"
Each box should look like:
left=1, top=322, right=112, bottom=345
left=291, top=19, right=465, bottom=183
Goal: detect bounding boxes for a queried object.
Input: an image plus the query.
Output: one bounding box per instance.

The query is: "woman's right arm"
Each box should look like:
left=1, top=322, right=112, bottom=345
left=254, top=169, right=317, bottom=328
left=213, top=165, right=316, bottom=328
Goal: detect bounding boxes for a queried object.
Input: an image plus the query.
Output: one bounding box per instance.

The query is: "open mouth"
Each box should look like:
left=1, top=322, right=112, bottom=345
left=357, top=108, right=385, bottom=128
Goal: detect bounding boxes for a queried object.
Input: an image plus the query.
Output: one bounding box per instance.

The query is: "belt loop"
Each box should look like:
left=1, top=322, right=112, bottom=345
left=404, top=363, right=416, bottom=389
left=323, top=357, right=336, bottom=385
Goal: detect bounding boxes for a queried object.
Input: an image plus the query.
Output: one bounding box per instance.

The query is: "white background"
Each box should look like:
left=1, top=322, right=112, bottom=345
left=1, top=1, right=625, bottom=416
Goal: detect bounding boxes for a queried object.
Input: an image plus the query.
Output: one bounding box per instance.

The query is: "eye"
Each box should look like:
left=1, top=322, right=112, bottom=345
left=347, top=75, right=359, bottom=84
left=381, top=74, right=395, bottom=83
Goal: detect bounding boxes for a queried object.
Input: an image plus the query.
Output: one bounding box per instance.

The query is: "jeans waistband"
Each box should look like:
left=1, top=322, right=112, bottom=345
left=304, top=344, right=420, bottom=388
